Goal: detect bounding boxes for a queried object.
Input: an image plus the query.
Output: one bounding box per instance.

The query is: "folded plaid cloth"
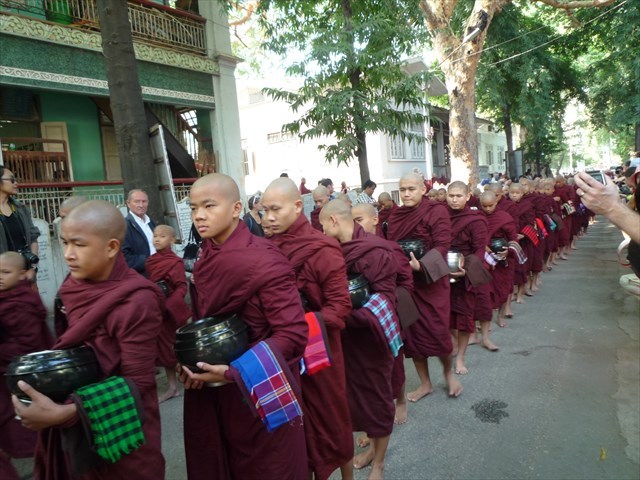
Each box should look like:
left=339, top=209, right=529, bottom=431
left=231, top=341, right=303, bottom=432
left=508, top=241, right=528, bottom=264
left=362, top=293, right=403, bottom=357
left=74, top=377, right=145, bottom=464
left=521, top=224, right=540, bottom=246
left=300, top=311, right=332, bottom=375
left=544, top=214, right=557, bottom=231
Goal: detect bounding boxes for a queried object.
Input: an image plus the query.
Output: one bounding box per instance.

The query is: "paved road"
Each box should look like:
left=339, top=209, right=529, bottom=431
left=14, top=217, right=640, bottom=479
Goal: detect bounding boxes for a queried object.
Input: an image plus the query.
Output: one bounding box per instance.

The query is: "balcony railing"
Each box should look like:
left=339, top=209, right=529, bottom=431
left=0, top=0, right=207, bottom=55
left=2, top=137, right=72, bottom=183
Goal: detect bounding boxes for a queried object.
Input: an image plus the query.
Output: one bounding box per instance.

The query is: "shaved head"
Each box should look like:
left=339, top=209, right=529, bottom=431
left=59, top=196, right=88, bottom=219
left=378, top=192, right=391, bottom=202
left=154, top=224, right=175, bottom=237
left=319, top=199, right=352, bottom=222
left=264, top=177, right=301, bottom=202
left=400, top=172, right=423, bottom=185
left=352, top=203, right=378, bottom=234
left=312, top=185, right=329, bottom=199
left=263, top=177, right=304, bottom=234
left=65, top=200, right=126, bottom=242
left=0, top=251, right=27, bottom=270
left=192, top=173, right=241, bottom=202
left=480, top=191, right=497, bottom=204
left=335, top=192, right=352, bottom=205
left=352, top=203, right=377, bottom=219
left=448, top=181, right=469, bottom=193
left=510, top=183, right=523, bottom=191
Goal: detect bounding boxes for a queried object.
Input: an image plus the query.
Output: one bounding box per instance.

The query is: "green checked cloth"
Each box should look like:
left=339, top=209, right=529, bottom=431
left=75, top=376, right=145, bottom=464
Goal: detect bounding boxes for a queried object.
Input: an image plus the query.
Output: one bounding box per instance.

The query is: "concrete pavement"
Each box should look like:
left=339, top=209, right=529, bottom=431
left=13, top=217, right=639, bottom=479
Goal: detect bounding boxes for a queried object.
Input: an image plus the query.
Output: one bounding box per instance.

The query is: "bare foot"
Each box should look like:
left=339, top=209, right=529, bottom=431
left=357, top=434, right=370, bottom=448
left=482, top=339, right=499, bottom=352
left=516, top=297, right=525, bottom=304
left=159, top=389, right=180, bottom=403
left=455, top=362, right=468, bottom=375
left=369, top=462, right=385, bottom=480
left=496, top=319, right=506, bottom=328
left=446, top=373, right=464, bottom=397
left=468, top=334, right=479, bottom=345
left=531, top=285, right=539, bottom=292
left=353, top=448, right=374, bottom=469
left=407, top=384, right=432, bottom=403
left=394, top=401, right=407, bottom=425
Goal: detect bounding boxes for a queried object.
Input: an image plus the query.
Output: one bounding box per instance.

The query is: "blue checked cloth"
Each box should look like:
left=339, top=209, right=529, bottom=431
left=231, top=341, right=303, bottom=432
left=362, top=293, right=403, bottom=357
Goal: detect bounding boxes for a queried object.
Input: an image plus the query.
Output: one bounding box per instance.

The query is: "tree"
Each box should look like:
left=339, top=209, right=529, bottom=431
left=96, top=0, right=163, bottom=220
left=257, top=0, right=432, bottom=185
left=419, top=0, right=618, bottom=184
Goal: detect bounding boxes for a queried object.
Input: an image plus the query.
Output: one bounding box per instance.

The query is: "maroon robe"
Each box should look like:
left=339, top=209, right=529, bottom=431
left=570, top=184, right=584, bottom=239
left=511, top=199, right=536, bottom=286
left=35, top=254, right=165, bottom=480
left=497, top=196, right=519, bottom=223
left=539, top=194, right=558, bottom=255
left=467, top=195, right=480, bottom=209
left=341, top=224, right=400, bottom=437
left=554, top=184, right=573, bottom=247
left=271, top=214, right=352, bottom=480
left=448, top=206, right=489, bottom=332
left=386, top=199, right=453, bottom=358
left=377, top=202, right=398, bottom=235
left=482, top=210, right=518, bottom=308
left=521, top=193, right=545, bottom=274
left=310, top=207, right=323, bottom=232
left=145, top=248, right=191, bottom=367
left=185, top=222, right=308, bottom=480
left=0, top=281, right=53, bottom=459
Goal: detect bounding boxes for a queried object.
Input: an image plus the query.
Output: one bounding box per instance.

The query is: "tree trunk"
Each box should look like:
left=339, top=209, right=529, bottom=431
left=96, top=0, right=163, bottom=221
left=635, top=122, right=640, bottom=151
left=534, top=140, right=542, bottom=175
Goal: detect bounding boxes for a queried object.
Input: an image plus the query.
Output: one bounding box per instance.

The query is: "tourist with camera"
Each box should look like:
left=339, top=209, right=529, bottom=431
left=0, top=167, right=39, bottom=281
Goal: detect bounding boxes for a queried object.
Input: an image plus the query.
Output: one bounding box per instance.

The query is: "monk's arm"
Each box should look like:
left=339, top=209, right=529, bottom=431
left=111, top=291, right=163, bottom=392
left=312, top=248, right=352, bottom=330
left=0, top=309, right=46, bottom=365
left=471, top=221, right=489, bottom=260
left=256, top=271, right=308, bottom=362
left=428, top=205, right=452, bottom=257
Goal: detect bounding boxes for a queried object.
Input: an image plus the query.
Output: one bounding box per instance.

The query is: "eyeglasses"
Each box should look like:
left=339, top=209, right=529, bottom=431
left=0, top=176, right=17, bottom=184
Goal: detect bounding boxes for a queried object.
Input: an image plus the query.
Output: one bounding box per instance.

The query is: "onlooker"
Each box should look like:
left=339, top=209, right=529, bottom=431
left=122, top=189, right=156, bottom=275
left=355, top=180, right=377, bottom=205
left=299, top=177, right=311, bottom=195
left=320, top=178, right=336, bottom=199
left=0, top=167, right=39, bottom=281
left=242, top=193, right=264, bottom=237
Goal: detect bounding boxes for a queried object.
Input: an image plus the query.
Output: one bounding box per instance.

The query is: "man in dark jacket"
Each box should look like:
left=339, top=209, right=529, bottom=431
left=122, top=189, right=156, bottom=275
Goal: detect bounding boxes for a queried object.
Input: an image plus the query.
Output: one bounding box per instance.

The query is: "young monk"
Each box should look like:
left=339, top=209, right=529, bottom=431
left=320, top=200, right=403, bottom=479
left=446, top=182, right=490, bottom=375
left=554, top=175, right=574, bottom=260
left=352, top=203, right=414, bottom=426
left=509, top=183, right=536, bottom=304
left=13, top=200, right=166, bottom=479
left=311, top=185, right=331, bottom=232
left=478, top=191, right=518, bottom=331
left=519, top=178, right=546, bottom=293
left=436, top=188, right=447, bottom=202
left=262, top=177, right=354, bottom=480
left=0, top=252, right=53, bottom=480
left=179, top=174, right=308, bottom=480
left=145, top=224, right=191, bottom=403
left=377, top=192, right=398, bottom=236
left=386, top=173, right=462, bottom=399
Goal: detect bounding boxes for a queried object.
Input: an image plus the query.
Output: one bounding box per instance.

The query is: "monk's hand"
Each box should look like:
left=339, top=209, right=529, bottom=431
left=496, top=248, right=508, bottom=261
left=11, top=381, right=76, bottom=431
left=450, top=267, right=466, bottom=278
left=408, top=252, right=420, bottom=271
left=182, top=363, right=231, bottom=387
left=25, top=269, right=36, bottom=282
left=517, top=234, right=524, bottom=240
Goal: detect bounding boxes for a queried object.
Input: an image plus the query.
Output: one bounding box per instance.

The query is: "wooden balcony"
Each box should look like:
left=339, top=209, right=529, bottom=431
left=0, top=0, right=207, bottom=55
left=2, top=137, right=72, bottom=183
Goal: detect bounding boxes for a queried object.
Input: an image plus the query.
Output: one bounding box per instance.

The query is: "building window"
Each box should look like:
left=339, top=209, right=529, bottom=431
left=486, top=146, right=494, bottom=168
left=409, top=122, right=425, bottom=159
left=497, top=149, right=504, bottom=170
left=242, top=148, right=249, bottom=176
left=267, top=131, right=295, bottom=144
left=390, top=136, right=404, bottom=158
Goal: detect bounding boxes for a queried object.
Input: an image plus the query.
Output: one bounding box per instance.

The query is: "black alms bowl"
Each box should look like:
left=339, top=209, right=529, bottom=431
left=490, top=238, right=508, bottom=254
left=348, top=273, right=371, bottom=309
left=6, top=346, right=101, bottom=403
left=174, top=314, right=249, bottom=372
left=397, top=239, right=426, bottom=260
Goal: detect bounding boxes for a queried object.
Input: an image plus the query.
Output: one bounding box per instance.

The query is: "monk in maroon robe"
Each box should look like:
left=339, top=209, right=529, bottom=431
left=540, top=179, right=560, bottom=268
left=386, top=173, right=462, bottom=400
left=145, top=224, right=192, bottom=403
left=519, top=179, right=546, bottom=293
left=12, top=201, right=166, bottom=480
left=321, top=200, right=402, bottom=479
left=310, top=185, right=331, bottom=232
left=554, top=176, right=574, bottom=259
left=181, top=174, right=308, bottom=480
left=377, top=192, right=398, bottom=237
left=508, top=183, right=536, bottom=304
left=478, top=192, right=518, bottom=332
left=1, top=253, right=53, bottom=479
left=263, top=178, right=353, bottom=480
left=446, top=182, right=490, bottom=375
left=352, top=203, right=414, bottom=425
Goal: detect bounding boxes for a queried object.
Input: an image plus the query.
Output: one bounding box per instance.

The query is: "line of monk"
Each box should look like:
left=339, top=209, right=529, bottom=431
left=1, top=170, right=590, bottom=480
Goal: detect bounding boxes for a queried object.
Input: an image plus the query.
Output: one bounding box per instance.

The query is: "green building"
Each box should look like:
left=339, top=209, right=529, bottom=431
left=0, top=0, right=243, bottom=197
